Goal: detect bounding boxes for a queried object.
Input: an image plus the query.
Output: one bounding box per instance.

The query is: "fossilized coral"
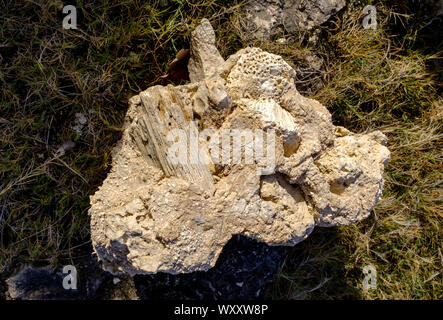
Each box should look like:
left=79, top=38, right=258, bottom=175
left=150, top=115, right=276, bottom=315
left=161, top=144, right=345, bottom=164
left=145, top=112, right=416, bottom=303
left=89, top=19, right=390, bottom=275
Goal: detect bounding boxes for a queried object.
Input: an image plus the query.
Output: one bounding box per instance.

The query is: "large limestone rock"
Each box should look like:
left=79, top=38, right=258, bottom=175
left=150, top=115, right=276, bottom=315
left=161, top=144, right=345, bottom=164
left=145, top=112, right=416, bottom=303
left=89, top=19, right=389, bottom=275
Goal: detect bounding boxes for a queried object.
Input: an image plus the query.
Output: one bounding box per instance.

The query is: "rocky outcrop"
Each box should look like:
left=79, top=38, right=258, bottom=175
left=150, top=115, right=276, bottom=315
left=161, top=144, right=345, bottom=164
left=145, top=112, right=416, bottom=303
left=89, top=19, right=390, bottom=276
left=4, top=260, right=107, bottom=300
left=241, top=0, right=346, bottom=40
left=2, top=236, right=287, bottom=300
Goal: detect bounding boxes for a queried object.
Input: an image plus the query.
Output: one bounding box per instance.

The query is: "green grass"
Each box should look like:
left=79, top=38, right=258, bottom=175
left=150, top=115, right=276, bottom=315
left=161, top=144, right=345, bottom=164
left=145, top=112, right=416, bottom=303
left=0, top=0, right=441, bottom=299
left=268, top=2, right=442, bottom=299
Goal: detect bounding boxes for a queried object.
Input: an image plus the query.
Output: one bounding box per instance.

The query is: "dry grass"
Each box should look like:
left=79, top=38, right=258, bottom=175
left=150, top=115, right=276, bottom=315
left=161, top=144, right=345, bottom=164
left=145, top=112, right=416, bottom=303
left=0, top=0, right=441, bottom=299
left=268, top=2, right=442, bottom=299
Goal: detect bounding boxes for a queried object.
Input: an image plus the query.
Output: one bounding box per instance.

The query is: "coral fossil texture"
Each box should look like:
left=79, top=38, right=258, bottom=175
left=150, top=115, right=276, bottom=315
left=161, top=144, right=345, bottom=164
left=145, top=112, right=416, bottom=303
left=89, top=19, right=390, bottom=275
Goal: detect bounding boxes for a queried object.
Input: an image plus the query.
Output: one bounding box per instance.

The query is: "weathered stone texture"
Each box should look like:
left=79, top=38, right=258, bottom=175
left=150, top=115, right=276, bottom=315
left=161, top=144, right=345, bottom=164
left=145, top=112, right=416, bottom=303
left=89, top=19, right=389, bottom=275
left=242, top=0, right=346, bottom=40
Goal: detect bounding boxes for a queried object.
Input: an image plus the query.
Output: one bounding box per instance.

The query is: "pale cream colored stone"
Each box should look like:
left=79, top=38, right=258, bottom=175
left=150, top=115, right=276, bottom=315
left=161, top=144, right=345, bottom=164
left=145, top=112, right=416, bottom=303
left=89, top=20, right=390, bottom=275
left=188, top=19, right=225, bottom=82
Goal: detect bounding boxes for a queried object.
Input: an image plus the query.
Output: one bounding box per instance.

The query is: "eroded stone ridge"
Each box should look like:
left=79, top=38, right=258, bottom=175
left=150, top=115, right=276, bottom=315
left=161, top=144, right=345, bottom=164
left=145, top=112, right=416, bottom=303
left=242, top=0, right=346, bottom=40
left=89, top=19, right=390, bottom=275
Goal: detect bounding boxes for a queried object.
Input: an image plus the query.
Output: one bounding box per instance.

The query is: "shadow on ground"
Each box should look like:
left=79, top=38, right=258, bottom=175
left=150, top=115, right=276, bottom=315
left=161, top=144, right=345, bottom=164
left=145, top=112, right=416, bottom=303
left=2, top=229, right=363, bottom=300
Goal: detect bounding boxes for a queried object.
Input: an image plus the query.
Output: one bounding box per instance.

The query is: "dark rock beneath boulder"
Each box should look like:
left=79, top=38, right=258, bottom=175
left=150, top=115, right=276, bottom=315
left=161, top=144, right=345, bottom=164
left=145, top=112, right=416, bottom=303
left=133, top=235, right=287, bottom=300
left=3, top=236, right=287, bottom=300
left=4, top=258, right=108, bottom=300
left=5, top=266, right=79, bottom=300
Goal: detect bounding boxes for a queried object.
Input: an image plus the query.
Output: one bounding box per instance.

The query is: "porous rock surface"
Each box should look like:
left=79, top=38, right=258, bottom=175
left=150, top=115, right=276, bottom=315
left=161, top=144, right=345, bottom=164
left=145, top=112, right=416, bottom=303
left=242, top=0, right=346, bottom=40
left=89, top=19, right=390, bottom=275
